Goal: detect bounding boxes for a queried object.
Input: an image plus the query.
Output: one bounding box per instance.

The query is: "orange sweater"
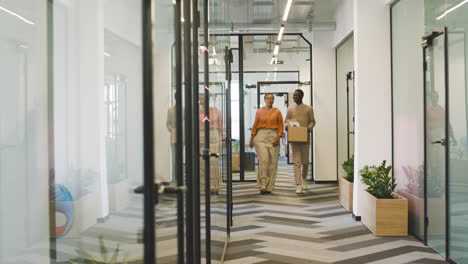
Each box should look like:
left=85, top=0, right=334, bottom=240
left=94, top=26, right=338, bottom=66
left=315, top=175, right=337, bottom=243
left=251, top=107, right=284, bottom=137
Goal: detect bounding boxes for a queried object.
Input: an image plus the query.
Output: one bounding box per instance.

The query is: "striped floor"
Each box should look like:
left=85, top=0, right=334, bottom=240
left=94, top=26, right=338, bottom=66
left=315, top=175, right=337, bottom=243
left=224, top=166, right=447, bottom=264
left=3, top=166, right=449, bottom=264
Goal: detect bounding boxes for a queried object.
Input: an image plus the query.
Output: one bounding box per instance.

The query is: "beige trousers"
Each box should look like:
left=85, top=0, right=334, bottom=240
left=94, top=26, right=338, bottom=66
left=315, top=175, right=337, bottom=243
left=200, top=129, right=221, bottom=192
left=291, top=142, right=309, bottom=185
left=253, top=129, right=280, bottom=192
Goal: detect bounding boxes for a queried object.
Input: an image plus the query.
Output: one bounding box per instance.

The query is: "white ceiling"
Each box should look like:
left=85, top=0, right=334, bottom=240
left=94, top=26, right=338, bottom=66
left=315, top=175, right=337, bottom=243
left=211, top=0, right=342, bottom=32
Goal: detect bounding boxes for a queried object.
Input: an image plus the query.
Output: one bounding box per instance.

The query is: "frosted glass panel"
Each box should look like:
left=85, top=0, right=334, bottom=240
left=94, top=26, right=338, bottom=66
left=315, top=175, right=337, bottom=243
left=0, top=1, right=49, bottom=263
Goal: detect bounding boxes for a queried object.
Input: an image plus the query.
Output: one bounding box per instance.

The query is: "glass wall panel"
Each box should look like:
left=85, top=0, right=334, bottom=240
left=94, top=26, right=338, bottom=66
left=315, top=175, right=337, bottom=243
left=51, top=0, right=145, bottom=262
left=336, top=36, right=354, bottom=177
left=393, top=0, right=468, bottom=260
left=444, top=1, right=468, bottom=262
left=391, top=0, right=425, bottom=240
left=0, top=1, right=49, bottom=262
left=154, top=0, right=180, bottom=262
left=208, top=1, right=231, bottom=261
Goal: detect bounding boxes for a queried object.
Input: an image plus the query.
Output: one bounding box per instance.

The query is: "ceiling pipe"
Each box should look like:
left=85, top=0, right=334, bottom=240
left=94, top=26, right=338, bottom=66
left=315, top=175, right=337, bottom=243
left=207, top=22, right=336, bottom=32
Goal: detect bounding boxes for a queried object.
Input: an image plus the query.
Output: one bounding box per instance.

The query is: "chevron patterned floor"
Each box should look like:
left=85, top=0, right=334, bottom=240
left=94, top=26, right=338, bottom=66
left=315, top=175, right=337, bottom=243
left=223, top=166, right=447, bottom=264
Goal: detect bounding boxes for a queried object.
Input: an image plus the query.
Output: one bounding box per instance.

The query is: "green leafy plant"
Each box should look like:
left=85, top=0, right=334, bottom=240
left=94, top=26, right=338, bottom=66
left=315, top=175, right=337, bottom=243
left=68, top=235, right=142, bottom=264
left=342, top=155, right=354, bottom=182
left=360, top=160, right=397, bottom=199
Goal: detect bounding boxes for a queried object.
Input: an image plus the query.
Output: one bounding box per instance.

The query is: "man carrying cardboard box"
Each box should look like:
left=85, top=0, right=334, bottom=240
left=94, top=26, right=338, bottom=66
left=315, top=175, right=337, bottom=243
left=285, top=89, right=316, bottom=194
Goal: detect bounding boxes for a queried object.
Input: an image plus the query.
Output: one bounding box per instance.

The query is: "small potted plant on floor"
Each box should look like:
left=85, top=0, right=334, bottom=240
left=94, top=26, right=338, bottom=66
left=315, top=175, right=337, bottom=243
left=339, top=155, right=354, bottom=212
left=360, top=160, right=408, bottom=236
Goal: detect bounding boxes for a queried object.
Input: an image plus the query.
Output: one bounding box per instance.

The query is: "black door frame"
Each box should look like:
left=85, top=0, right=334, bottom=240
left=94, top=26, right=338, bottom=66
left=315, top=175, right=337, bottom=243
left=422, top=28, right=452, bottom=262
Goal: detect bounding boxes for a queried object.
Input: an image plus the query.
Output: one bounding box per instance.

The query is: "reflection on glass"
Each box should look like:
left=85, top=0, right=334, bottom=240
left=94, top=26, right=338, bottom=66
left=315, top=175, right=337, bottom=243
left=0, top=1, right=49, bottom=263
left=448, top=29, right=468, bottom=263
left=425, top=36, right=446, bottom=257
left=391, top=0, right=425, bottom=240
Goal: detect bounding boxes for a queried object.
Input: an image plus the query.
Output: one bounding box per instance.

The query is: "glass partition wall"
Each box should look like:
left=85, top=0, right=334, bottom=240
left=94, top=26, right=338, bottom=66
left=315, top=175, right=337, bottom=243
left=392, top=0, right=468, bottom=262
left=1, top=0, right=225, bottom=263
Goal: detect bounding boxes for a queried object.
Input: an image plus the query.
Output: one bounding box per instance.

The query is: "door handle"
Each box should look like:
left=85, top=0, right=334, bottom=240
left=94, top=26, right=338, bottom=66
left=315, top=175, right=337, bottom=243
left=348, top=131, right=354, bottom=135
left=431, top=139, right=447, bottom=146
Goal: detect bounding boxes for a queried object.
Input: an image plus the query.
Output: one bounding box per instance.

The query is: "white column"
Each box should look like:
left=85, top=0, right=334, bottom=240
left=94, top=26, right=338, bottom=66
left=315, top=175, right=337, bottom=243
left=310, top=31, right=338, bottom=181
left=352, top=0, right=392, bottom=216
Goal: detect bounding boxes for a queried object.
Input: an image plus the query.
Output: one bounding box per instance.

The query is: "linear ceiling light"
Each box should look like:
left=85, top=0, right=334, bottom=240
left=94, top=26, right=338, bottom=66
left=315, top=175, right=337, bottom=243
left=437, top=0, right=468, bottom=20
left=277, top=25, right=285, bottom=42
left=104, top=52, right=111, bottom=57
left=273, top=44, right=280, bottom=56
left=282, top=0, right=293, bottom=21
left=270, top=57, right=275, bottom=64
left=0, top=5, right=35, bottom=25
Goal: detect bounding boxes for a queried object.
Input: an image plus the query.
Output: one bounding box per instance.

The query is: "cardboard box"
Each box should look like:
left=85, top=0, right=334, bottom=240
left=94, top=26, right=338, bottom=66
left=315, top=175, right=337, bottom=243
left=288, top=127, right=308, bottom=143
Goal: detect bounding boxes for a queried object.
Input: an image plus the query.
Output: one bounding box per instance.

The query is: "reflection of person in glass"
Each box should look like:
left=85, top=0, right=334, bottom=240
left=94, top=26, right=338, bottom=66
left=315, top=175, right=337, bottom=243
left=166, top=101, right=177, bottom=182
left=285, top=89, right=315, bottom=194
left=199, top=94, right=222, bottom=194
left=249, top=93, right=284, bottom=194
left=427, top=91, right=456, bottom=198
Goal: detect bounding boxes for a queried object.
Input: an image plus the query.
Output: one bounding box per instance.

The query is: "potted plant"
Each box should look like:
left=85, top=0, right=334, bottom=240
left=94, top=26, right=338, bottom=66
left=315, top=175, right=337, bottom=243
left=339, top=155, right=354, bottom=212
left=360, top=160, right=408, bottom=236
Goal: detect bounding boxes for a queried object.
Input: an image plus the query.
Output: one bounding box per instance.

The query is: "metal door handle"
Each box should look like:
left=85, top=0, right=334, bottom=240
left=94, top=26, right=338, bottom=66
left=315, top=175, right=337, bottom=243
left=431, top=139, right=447, bottom=146
left=348, top=131, right=354, bottom=135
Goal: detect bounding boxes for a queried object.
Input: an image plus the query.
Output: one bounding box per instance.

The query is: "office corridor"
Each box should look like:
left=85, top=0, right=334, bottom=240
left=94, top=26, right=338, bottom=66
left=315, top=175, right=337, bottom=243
left=224, top=166, right=445, bottom=264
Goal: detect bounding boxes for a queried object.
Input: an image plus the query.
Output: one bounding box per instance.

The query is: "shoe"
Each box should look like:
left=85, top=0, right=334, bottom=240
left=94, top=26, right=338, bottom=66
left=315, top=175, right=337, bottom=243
left=295, top=185, right=303, bottom=194
left=302, top=181, right=308, bottom=190
left=264, top=191, right=272, bottom=195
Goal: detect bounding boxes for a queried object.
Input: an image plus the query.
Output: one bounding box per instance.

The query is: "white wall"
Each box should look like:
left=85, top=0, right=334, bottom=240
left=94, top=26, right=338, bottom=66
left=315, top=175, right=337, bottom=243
left=307, top=0, right=354, bottom=182
left=334, top=0, right=354, bottom=46
left=352, top=0, right=392, bottom=216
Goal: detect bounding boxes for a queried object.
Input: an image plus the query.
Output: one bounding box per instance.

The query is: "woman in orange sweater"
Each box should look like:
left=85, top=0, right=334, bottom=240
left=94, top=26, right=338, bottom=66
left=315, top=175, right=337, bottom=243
left=249, top=93, right=284, bottom=194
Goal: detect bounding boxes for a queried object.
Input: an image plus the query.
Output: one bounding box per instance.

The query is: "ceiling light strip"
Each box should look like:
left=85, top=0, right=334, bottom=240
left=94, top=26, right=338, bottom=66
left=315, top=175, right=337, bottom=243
left=0, top=5, right=35, bottom=25
left=273, top=44, right=279, bottom=56
left=437, top=0, right=468, bottom=20
left=282, top=0, right=293, bottom=21
left=277, top=25, right=285, bottom=42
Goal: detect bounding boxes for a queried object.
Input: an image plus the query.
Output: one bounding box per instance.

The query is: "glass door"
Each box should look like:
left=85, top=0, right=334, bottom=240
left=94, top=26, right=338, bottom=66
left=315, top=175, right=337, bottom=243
left=422, top=29, right=447, bottom=257
left=347, top=71, right=355, bottom=159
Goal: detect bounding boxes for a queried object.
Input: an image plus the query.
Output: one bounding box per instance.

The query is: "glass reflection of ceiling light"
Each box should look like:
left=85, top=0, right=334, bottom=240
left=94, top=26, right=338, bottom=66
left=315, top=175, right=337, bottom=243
left=212, top=46, right=216, bottom=56
left=0, top=5, right=35, bottom=25
left=19, top=45, right=29, bottom=49
left=273, top=44, right=279, bottom=56
left=437, top=0, right=468, bottom=20
left=282, top=0, right=293, bottom=21
left=277, top=25, right=285, bottom=42
left=104, top=52, right=111, bottom=57
left=172, top=0, right=176, bottom=4
left=270, top=57, right=275, bottom=64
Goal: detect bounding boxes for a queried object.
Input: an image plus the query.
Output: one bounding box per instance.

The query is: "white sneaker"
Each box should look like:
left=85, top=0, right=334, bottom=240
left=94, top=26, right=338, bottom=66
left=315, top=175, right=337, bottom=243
left=302, top=181, right=308, bottom=190
left=295, top=185, right=303, bottom=194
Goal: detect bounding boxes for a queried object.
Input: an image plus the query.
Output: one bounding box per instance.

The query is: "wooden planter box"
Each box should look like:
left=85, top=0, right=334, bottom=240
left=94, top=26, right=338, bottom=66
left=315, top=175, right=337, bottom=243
left=339, top=176, right=353, bottom=212
left=361, top=190, right=408, bottom=236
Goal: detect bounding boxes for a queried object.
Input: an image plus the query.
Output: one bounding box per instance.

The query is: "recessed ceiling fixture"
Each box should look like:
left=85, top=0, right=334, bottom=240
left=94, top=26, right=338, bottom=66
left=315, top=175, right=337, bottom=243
left=282, top=0, right=293, bottom=21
